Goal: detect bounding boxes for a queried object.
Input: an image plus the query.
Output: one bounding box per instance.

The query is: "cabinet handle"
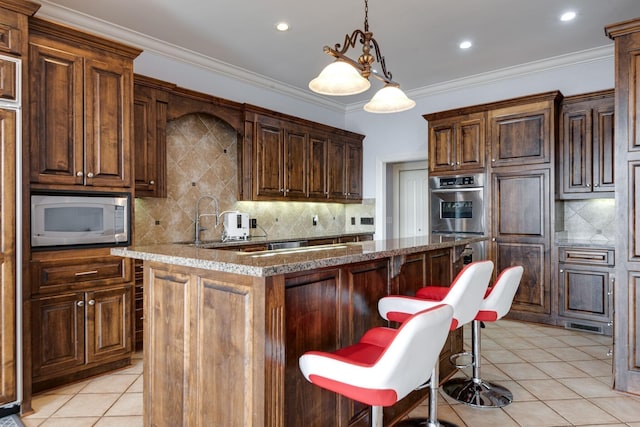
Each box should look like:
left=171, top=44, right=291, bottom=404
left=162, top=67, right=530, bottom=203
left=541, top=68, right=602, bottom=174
left=77, top=300, right=84, bottom=307
left=607, top=321, right=613, bottom=327
left=76, top=171, right=84, bottom=177
left=149, top=180, right=155, bottom=185
left=87, top=172, right=94, bottom=178
left=607, top=291, right=613, bottom=296
left=607, top=348, right=613, bottom=357
left=88, top=299, right=95, bottom=306
left=75, top=270, right=98, bottom=276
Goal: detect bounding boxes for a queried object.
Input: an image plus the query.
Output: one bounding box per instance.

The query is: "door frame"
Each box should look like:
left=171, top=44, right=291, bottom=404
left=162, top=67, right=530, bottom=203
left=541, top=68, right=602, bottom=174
left=375, top=152, right=427, bottom=240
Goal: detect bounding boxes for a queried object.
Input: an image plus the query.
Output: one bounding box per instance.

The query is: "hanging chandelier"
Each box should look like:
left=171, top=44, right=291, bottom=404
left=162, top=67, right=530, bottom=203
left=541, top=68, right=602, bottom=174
left=309, top=0, right=416, bottom=113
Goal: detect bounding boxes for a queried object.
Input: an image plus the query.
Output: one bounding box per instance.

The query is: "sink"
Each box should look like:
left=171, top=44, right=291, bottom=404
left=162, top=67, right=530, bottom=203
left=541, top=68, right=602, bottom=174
left=238, top=243, right=350, bottom=258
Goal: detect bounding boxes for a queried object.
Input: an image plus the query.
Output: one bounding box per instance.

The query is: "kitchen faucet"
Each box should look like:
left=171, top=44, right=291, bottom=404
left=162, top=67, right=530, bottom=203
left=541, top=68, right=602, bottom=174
left=194, top=195, right=220, bottom=245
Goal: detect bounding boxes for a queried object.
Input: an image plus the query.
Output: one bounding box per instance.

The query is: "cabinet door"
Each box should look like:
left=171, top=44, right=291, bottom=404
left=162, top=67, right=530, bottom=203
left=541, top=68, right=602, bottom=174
left=86, top=285, right=132, bottom=363
left=308, top=133, right=329, bottom=199
left=29, top=40, right=84, bottom=185
left=327, top=139, right=346, bottom=199
left=561, top=106, right=593, bottom=194
left=254, top=118, right=284, bottom=198
left=0, top=56, right=17, bottom=102
left=32, top=293, right=85, bottom=378
left=134, top=84, right=167, bottom=197
left=345, top=141, right=362, bottom=200
left=489, top=101, right=552, bottom=167
left=283, top=127, right=307, bottom=198
left=0, top=108, right=16, bottom=405
left=559, top=266, right=611, bottom=323
left=592, top=99, right=615, bottom=193
left=84, top=54, right=132, bottom=188
left=457, top=113, right=485, bottom=170
left=429, top=119, right=456, bottom=173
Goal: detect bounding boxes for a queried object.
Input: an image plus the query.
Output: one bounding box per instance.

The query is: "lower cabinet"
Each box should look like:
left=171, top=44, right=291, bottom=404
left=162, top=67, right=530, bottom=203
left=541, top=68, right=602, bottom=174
left=31, top=285, right=133, bottom=389
left=557, top=246, right=614, bottom=335
left=30, top=252, right=134, bottom=392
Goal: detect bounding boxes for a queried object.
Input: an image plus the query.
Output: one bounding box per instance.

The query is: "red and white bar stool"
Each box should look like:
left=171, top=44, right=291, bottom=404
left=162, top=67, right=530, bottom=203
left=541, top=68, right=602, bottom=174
left=442, top=266, right=524, bottom=407
left=299, top=304, right=454, bottom=427
left=378, top=260, right=494, bottom=427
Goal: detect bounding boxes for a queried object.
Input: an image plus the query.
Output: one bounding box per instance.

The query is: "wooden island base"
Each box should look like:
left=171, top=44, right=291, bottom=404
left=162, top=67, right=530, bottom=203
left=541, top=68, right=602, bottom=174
left=114, top=236, right=483, bottom=426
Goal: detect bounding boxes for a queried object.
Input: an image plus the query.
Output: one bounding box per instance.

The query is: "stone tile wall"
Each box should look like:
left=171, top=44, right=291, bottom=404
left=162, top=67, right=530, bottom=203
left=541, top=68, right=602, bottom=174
left=556, top=199, right=615, bottom=242
left=134, top=113, right=375, bottom=245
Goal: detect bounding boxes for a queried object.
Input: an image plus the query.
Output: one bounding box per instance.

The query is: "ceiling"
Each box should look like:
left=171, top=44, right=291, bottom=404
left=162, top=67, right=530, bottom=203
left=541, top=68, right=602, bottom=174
left=37, top=0, right=640, bottom=106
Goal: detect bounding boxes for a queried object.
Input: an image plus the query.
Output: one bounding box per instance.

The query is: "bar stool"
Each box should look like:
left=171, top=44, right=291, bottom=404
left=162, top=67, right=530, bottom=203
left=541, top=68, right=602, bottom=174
left=299, top=304, right=454, bottom=427
left=378, top=260, right=494, bottom=427
left=442, top=266, right=524, bottom=408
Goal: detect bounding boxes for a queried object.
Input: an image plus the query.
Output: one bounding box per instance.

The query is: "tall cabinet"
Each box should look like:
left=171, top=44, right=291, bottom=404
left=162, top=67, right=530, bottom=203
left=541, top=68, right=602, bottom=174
left=0, top=0, right=39, bottom=409
left=606, top=17, right=640, bottom=395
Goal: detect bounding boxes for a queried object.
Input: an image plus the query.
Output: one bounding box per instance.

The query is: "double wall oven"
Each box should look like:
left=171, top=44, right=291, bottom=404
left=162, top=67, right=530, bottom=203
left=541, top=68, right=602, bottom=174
left=429, top=172, right=486, bottom=263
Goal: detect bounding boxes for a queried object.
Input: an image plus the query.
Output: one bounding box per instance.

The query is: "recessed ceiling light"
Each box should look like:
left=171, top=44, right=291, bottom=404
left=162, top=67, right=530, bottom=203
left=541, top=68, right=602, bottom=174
left=560, top=11, right=576, bottom=22
left=275, top=22, right=290, bottom=32
left=459, top=40, right=472, bottom=49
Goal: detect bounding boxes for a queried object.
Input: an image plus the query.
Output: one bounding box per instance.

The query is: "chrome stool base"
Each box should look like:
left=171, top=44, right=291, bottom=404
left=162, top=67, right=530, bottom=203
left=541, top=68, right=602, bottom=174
left=396, top=418, right=459, bottom=427
left=442, top=377, right=513, bottom=408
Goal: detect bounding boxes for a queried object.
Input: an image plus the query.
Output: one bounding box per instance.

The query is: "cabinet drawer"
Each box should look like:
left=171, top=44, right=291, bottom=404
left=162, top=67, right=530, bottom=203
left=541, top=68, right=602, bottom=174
left=559, top=247, right=614, bottom=266
left=32, top=256, right=132, bottom=294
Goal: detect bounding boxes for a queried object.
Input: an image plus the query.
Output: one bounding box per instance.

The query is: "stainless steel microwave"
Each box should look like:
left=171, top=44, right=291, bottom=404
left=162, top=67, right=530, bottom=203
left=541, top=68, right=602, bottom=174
left=31, top=192, right=130, bottom=249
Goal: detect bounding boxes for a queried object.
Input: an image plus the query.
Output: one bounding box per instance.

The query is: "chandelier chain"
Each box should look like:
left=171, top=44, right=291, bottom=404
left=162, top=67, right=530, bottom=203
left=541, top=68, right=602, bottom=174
left=364, top=0, right=369, bottom=32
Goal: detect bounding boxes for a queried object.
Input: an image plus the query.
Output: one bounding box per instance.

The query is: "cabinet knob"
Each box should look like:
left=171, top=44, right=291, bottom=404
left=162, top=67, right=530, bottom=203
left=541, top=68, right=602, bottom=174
left=450, top=162, right=455, bottom=166
left=594, top=184, right=599, bottom=187
left=559, top=269, right=564, bottom=273
left=456, top=162, right=460, bottom=165
left=586, top=183, right=591, bottom=188
left=88, top=299, right=95, bottom=306
left=491, top=238, right=496, bottom=242
left=607, top=321, right=613, bottom=327
left=149, top=180, right=155, bottom=185
left=491, top=159, right=496, bottom=162
left=76, top=171, right=84, bottom=177
left=77, top=300, right=84, bottom=307
left=87, top=172, right=94, bottom=178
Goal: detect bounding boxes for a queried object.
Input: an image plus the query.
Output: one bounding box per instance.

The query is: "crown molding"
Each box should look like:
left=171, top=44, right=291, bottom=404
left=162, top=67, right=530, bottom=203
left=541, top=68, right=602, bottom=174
left=345, top=45, right=614, bottom=113
left=36, top=1, right=614, bottom=116
left=36, top=1, right=347, bottom=113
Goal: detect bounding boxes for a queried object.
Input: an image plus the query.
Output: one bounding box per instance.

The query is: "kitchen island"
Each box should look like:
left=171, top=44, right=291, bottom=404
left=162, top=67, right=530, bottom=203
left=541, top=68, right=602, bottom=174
left=112, top=234, right=487, bottom=427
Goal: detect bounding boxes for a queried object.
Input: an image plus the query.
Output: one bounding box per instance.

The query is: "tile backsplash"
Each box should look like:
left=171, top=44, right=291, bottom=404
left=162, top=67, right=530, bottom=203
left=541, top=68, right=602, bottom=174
left=556, top=199, right=615, bottom=242
left=134, top=113, right=375, bottom=245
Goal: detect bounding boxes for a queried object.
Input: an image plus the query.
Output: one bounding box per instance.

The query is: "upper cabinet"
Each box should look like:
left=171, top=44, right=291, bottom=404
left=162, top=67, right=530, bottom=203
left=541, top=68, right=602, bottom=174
left=133, top=75, right=175, bottom=198
left=28, top=19, right=141, bottom=190
left=242, top=106, right=364, bottom=203
left=426, top=112, right=485, bottom=174
left=488, top=93, right=560, bottom=168
left=557, top=90, right=615, bottom=198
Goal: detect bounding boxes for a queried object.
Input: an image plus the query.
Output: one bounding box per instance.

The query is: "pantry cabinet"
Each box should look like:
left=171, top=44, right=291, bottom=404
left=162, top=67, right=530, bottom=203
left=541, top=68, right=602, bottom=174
left=426, top=112, right=485, bottom=174
left=28, top=18, right=140, bottom=190
left=558, top=90, right=615, bottom=198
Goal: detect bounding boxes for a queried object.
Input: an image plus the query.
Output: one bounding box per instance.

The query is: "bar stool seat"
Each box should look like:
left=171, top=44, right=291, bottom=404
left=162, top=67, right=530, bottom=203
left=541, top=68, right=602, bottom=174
left=378, top=260, right=494, bottom=427
left=442, top=266, right=524, bottom=408
left=299, top=304, right=454, bottom=427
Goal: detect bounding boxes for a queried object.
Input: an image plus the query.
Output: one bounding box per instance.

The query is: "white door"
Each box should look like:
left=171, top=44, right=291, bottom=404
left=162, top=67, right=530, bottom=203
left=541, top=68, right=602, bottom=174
left=393, top=162, right=428, bottom=238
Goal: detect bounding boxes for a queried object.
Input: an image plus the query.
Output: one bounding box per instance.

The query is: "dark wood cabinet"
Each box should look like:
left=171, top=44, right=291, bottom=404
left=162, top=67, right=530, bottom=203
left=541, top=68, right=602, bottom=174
left=243, top=106, right=364, bottom=203
left=134, top=75, right=173, bottom=197
left=488, top=96, right=558, bottom=167
left=427, top=112, right=485, bottom=174
left=31, top=284, right=132, bottom=390
left=490, top=168, right=554, bottom=324
left=328, top=136, right=363, bottom=201
left=134, top=259, right=143, bottom=351
left=558, top=90, right=615, bottom=198
left=605, top=18, right=640, bottom=394
left=557, top=247, right=614, bottom=335
left=29, top=251, right=134, bottom=392
left=28, top=19, right=140, bottom=190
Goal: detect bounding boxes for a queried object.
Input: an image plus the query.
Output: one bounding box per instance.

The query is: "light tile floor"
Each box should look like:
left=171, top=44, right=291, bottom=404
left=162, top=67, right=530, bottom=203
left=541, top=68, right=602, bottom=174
left=20, top=320, right=640, bottom=426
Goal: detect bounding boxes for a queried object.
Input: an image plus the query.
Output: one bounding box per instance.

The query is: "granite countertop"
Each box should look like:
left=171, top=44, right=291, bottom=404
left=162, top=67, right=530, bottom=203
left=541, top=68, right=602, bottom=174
left=187, top=232, right=372, bottom=249
left=555, top=238, right=615, bottom=250
left=112, top=235, right=487, bottom=277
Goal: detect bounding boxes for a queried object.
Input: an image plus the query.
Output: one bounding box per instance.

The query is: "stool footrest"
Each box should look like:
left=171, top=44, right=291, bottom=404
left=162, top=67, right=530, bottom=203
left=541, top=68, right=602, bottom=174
left=449, top=351, right=475, bottom=369
left=442, top=377, right=513, bottom=408
left=396, top=417, right=459, bottom=427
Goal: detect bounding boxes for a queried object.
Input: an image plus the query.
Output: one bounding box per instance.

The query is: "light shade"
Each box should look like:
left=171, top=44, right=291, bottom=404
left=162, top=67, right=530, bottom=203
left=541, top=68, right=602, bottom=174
left=309, top=60, right=371, bottom=96
left=363, top=84, right=416, bottom=113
